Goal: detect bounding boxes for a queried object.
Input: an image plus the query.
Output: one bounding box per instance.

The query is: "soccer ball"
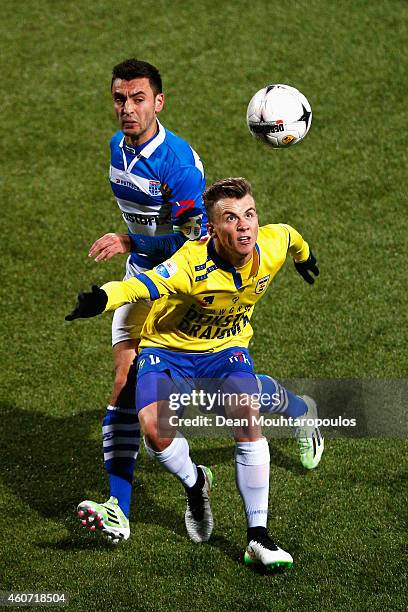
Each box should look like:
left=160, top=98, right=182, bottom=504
left=246, top=84, right=312, bottom=148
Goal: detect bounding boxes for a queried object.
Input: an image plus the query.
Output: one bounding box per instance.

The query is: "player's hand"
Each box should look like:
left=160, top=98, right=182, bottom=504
left=65, top=285, right=108, bottom=321
left=88, top=233, right=131, bottom=261
left=294, top=251, right=319, bottom=284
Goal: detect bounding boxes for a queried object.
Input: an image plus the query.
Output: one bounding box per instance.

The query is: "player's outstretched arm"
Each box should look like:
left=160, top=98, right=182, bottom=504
left=65, top=285, right=108, bottom=321
left=294, top=251, right=319, bottom=285
left=88, top=233, right=131, bottom=262
left=88, top=232, right=189, bottom=263
left=128, top=232, right=188, bottom=259
left=280, top=223, right=320, bottom=285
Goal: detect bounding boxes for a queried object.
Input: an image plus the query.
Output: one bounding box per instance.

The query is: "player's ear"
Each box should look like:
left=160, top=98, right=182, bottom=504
left=155, top=93, right=164, bottom=113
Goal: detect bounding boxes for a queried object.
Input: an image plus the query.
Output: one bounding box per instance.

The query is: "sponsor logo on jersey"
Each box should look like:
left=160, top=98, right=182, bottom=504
left=228, top=351, right=250, bottom=365
left=110, top=166, right=162, bottom=197
left=115, top=177, right=142, bottom=191
left=155, top=261, right=178, bottom=278
left=122, top=211, right=171, bottom=226
left=255, top=275, right=270, bottom=294
left=199, top=295, right=215, bottom=306
left=177, top=303, right=252, bottom=339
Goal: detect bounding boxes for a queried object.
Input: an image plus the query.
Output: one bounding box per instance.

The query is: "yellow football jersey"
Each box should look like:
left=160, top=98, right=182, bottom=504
left=102, top=224, right=309, bottom=352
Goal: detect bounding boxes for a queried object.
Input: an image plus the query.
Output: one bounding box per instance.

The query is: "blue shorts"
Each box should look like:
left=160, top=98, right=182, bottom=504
left=136, top=346, right=258, bottom=412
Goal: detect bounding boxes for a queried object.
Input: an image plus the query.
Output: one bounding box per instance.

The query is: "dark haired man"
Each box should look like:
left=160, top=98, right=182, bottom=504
left=67, top=177, right=322, bottom=570
left=80, top=59, right=207, bottom=543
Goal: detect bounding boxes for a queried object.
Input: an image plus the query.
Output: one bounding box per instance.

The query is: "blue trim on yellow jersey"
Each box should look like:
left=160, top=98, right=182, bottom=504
left=255, top=243, right=260, bottom=262
left=137, top=273, right=160, bottom=300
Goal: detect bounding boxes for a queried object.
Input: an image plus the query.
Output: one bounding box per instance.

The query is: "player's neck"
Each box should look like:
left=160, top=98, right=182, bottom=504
left=214, top=241, right=253, bottom=269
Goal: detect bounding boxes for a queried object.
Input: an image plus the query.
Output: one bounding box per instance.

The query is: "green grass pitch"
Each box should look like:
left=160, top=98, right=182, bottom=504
left=1, top=1, right=407, bottom=610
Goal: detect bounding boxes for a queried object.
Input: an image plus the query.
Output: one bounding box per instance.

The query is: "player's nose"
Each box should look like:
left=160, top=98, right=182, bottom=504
left=237, top=219, right=250, bottom=231
left=123, top=97, right=133, bottom=114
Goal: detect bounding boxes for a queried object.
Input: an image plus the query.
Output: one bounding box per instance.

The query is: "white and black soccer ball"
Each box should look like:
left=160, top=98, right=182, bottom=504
left=246, top=84, right=312, bottom=148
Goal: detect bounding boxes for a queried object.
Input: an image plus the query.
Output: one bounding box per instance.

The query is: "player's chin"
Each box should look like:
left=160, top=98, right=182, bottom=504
left=121, top=123, right=142, bottom=135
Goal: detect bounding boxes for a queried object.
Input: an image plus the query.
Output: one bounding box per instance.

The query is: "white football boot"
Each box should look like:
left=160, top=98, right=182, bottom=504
left=294, top=395, right=324, bottom=469
left=184, top=465, right=214, bottom=543
left=244, top=530, right=293, bottom=570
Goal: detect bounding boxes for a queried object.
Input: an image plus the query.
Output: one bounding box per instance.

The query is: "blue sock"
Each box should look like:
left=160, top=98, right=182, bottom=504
left=108, top=474, right=132, bottom=518
left=256, top=374, right=307, bottom=418
left=102, top=405, right=140, bottom=518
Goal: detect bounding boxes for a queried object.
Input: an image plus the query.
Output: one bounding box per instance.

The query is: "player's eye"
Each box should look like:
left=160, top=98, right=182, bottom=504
left=226, top=215, right=236, bottom=221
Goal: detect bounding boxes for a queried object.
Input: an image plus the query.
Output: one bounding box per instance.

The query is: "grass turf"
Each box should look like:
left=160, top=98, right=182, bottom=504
left=1, top=0, right=407, bottom=610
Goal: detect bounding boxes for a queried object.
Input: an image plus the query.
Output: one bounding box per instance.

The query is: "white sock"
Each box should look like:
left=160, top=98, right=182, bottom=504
left=144, top=433, right=198, bottom=488
left=235, top=438, right=270, bottom=529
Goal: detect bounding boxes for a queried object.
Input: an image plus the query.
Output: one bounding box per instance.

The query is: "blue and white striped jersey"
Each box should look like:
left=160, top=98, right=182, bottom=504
left=109, top=119, right=206, bottom=269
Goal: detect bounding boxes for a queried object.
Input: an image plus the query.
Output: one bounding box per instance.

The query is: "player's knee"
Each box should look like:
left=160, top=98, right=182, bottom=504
left=138, top=407, right=171, bottom=452
left=144, top=433, right=169, bottom=453
left=138, top=407, right=158, bottom=439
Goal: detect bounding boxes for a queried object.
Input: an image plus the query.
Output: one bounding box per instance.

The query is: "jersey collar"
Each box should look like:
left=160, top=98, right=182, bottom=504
left=119, top=119, right=166, bottom=159
left=207, top=239, right=260, bottom=289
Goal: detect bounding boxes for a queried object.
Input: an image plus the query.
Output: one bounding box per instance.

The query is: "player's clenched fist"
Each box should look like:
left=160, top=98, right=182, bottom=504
left=65, top=285, right=108, bottom=321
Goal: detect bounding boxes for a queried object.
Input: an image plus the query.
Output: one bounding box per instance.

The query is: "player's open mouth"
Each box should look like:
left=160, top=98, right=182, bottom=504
left=238, top=237, right=251, bottom=244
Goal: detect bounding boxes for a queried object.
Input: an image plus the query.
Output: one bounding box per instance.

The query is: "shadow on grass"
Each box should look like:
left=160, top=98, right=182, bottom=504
left=268, top=441, right=306, bottom=476
left=0, top=403, right=309, bottom=561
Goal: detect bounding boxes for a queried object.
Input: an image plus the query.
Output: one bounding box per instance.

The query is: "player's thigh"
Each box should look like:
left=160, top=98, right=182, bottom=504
left=198, top=347, right=259, bottom=396
left=112, top=339, right=140, bottom=370
left=136, top=372, right=178, bottom=448
left=137, top=348, right=195, bottom=400
left=200, top=347, right=260, bottom=438
left=136, top=349, right=194, bottom=429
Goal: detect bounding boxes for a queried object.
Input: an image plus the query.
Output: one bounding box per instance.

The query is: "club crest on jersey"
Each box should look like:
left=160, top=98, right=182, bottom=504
left=255, top=275, right=270, bottom=294
left=149, top=180, right=162, bottom=196
left=155, top=261, right=178, bottom=278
